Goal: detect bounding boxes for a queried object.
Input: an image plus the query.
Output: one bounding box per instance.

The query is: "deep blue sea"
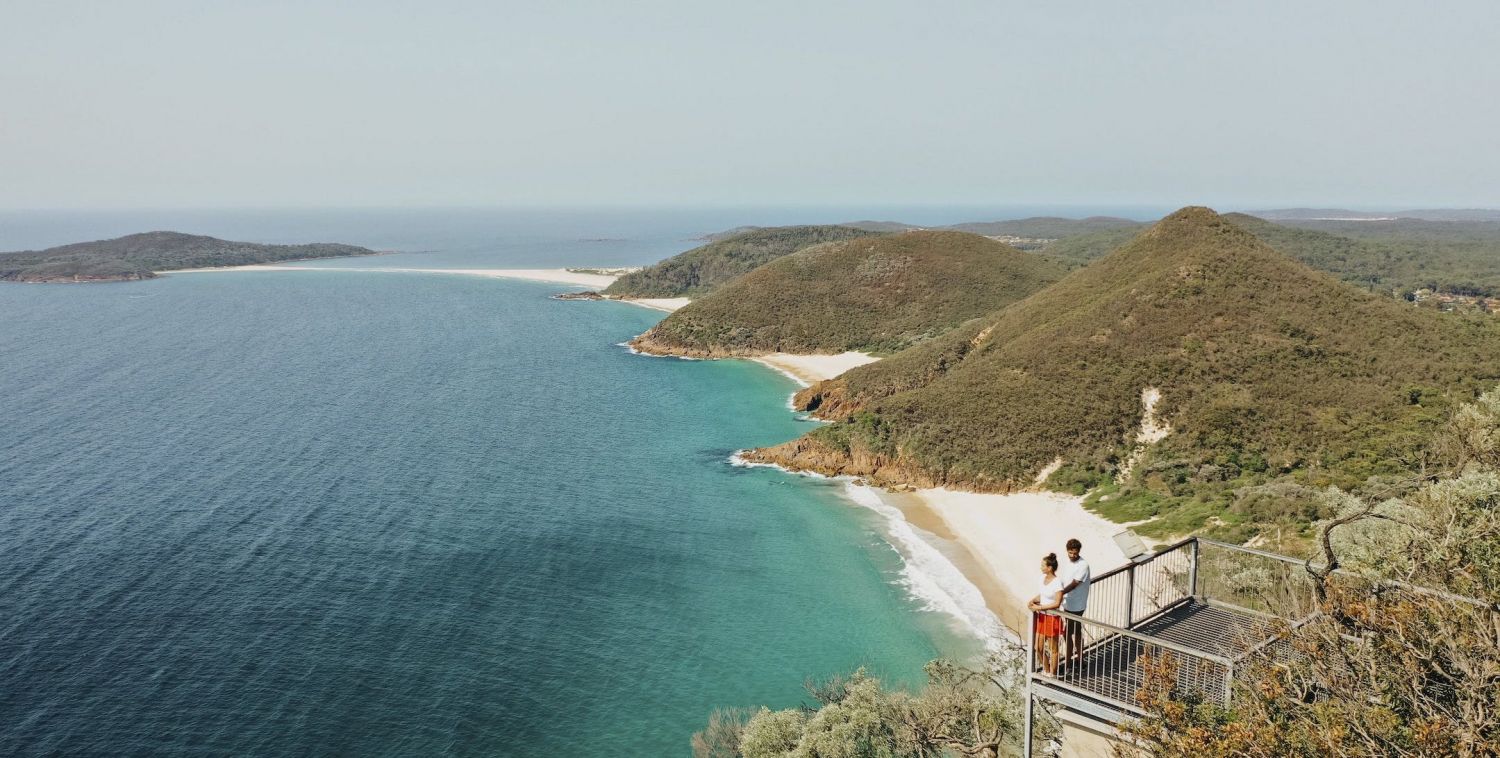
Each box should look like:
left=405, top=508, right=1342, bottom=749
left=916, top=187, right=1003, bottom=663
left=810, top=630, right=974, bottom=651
left=0, top=207, right=1151, bottom=755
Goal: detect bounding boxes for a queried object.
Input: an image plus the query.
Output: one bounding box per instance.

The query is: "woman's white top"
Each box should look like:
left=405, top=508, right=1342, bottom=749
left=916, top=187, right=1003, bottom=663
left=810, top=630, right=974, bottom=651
left=1037, top=574, right=1064, bottom=609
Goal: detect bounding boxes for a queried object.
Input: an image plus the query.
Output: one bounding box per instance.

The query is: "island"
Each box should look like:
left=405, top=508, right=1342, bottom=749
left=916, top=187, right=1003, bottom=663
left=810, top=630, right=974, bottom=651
left=0, top=231, right=378, bottom=283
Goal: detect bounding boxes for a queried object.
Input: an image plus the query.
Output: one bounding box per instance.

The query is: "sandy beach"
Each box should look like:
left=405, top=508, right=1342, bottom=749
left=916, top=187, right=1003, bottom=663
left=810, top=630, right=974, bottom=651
left=158, top=264, right=699, bottom=314
left=751, top=351, right=880, bottom=385
left=159, top=265, right=622, bottom=289
left=624, top=297, right=691, bottom=312
left=903, top=488, right=1131, bottom=636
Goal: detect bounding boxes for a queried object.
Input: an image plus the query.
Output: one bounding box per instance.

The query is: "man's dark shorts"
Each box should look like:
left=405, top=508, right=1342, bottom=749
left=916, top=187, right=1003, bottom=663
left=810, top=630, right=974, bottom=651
left=1064, top=617, right=1083, bottom=637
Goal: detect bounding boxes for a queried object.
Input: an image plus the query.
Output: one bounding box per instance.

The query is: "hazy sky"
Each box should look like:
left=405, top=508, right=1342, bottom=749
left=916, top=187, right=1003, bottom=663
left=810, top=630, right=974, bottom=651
left=3, top=1, right=1497, bottom=210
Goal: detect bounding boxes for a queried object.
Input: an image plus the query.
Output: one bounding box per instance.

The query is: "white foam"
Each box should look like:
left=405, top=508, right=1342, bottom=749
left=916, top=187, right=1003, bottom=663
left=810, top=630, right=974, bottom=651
left=751, top=359, right=811, bottom=388
left=724, top=459, right=1011, bottom=650
left=617, top=341, right=700, bottom=360
left=727, top=452, right=832, bottom=477
left=841, top=483, right=1012, bottom=650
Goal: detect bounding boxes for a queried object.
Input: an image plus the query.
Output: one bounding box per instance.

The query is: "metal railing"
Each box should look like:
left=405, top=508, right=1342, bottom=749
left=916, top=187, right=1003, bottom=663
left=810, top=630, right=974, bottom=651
left=1194, top=538, right=1322, bottom=623
left=1024, top=537, right=1318, bottom=734
left=1022, top=535, right=1493, bottom=756
left=1080, top=537, right=1196, bottom=630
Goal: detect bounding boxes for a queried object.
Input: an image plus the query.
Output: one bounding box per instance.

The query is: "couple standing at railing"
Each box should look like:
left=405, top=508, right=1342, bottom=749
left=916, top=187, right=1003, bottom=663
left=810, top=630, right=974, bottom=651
left=1026, top=537, right=1091, bottom=677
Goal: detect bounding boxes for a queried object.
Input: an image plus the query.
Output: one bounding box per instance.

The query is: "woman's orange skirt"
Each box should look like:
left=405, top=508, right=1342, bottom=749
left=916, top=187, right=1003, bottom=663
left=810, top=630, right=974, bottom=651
left=1035, top=612, right=1063, bottom=637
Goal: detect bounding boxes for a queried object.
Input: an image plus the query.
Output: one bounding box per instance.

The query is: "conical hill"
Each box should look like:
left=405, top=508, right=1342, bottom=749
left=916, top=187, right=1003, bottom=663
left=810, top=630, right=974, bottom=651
left=603, top=225, right=879, bottom=298
left=630, top=231, right=1067, bottom=356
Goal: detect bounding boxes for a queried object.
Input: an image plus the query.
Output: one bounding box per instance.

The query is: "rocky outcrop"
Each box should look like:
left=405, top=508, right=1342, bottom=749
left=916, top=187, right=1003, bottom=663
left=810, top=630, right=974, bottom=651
left=791, top=379, right=858, bottom=418
left=742, top=435, right=1031, bottom=493
left=627, top=328, right=767, bottom=359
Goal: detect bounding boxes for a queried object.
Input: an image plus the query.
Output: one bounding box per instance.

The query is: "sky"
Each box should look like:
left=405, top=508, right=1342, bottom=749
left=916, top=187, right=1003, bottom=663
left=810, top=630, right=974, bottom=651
left=2, top=1, right=1497, bottom=210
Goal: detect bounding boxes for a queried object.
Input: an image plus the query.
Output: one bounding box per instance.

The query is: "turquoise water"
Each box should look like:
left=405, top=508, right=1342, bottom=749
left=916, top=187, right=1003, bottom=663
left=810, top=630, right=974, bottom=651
left=0, top=265, right=977, bottom=754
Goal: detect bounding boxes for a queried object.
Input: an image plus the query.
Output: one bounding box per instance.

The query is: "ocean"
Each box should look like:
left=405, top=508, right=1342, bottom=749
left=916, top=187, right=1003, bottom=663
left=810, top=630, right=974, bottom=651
left=0, top=207, right=1146, bottom=755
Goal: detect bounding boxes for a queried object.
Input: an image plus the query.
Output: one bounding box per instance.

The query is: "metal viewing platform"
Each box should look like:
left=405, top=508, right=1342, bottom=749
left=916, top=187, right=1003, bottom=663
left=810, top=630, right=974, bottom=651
left=1021, top=536, right=1322, bottom=756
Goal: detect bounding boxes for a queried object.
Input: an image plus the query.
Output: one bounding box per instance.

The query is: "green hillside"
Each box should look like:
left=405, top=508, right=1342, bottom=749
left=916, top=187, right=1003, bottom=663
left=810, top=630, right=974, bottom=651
left=752, top=208, right=1500, bottom=540
left=602, top=225, right=878, bottom=298
left=1266, top=217, right=1500, bottom=297
left=1040, top=213, right=1500, bottom=297
left=1036, top=226, right=1143, bottom=266
left=0, top=231, right=374, bottom=283
left=630, top=231, right=1066, bottom=356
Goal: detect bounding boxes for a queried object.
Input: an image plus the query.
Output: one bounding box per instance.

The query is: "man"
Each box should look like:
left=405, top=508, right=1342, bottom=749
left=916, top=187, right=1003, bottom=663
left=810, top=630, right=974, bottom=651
left=1059, top=537, right=1090, bottom=674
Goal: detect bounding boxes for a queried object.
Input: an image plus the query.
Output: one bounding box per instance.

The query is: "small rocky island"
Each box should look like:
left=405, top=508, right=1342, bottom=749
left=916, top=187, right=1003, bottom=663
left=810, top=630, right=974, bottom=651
left=0, top=231, right=377, bottom=283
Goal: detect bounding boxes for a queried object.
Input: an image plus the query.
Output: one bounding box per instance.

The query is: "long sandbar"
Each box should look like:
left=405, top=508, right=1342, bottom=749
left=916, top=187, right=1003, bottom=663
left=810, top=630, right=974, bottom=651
left=159, top=264, right=623, bottom=289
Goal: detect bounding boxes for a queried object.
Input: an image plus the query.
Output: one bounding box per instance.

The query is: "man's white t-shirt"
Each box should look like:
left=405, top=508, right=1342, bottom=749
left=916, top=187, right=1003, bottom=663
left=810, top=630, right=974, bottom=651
left=1062, top=557, right=1091, bottom=612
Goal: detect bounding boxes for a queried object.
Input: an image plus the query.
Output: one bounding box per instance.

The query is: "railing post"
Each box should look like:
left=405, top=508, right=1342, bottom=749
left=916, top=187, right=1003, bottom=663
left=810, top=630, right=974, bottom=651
left=1023, top=611, right=1036, bottom=758
left=1125, top=562, right=1136, bottom=628
left=1222, top=660, right=1234, bottom=709
left=1189, top=538, right=1200, bottom=600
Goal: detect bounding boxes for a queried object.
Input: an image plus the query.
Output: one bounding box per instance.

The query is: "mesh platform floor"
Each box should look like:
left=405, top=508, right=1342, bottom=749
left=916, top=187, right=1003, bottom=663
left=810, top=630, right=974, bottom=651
left=1051, top=600, right=1281, bottom=710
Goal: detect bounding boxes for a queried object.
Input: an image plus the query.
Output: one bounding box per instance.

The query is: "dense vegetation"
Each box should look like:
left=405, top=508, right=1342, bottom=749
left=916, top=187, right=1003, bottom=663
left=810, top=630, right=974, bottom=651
left=676, top=214, right=1500, bottom=299
left=0, top=231, right=374, bottom=282
left=603, top=225, right=878, bottom=298
left=1124, top=391, right=1500, bottom=756
left=1037, top=215, right=1500, bottom=298
left=695, top=657, right=1035, bottom=758
left=1034, top=226, right=1142, bottom=266
left=632, top=231, right=1065, bottom=356
left=750, top=208, right=1500, bottom=541
left=1232, top=215, right=1500, bottom=297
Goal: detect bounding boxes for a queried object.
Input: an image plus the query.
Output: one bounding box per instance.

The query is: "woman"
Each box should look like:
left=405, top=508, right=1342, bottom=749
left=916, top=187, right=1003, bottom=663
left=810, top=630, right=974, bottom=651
left=1026, top=552, right=1065, bottom=676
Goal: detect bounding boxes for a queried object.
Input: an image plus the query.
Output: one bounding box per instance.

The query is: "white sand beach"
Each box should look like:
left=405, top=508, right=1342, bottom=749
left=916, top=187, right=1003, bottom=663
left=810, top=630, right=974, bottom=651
left=624, top=297, right=691, bottom=312
left=906, top=488, right=1131, bottom=635
left=752, top=351, right=880, bottom=385
left=159, top=265, right=621, bottom=289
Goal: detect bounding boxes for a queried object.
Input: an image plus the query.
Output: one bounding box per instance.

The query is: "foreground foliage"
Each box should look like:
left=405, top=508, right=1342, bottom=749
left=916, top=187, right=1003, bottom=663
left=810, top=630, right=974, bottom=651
left=693, top=654, right=1046, bottom=758
left=1121, top=388, right=1500, bottom=756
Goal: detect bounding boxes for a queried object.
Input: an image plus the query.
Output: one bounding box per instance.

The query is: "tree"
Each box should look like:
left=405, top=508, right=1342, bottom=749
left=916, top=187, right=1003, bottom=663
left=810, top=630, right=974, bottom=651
left=693, top=650, right=1049, bottom=758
